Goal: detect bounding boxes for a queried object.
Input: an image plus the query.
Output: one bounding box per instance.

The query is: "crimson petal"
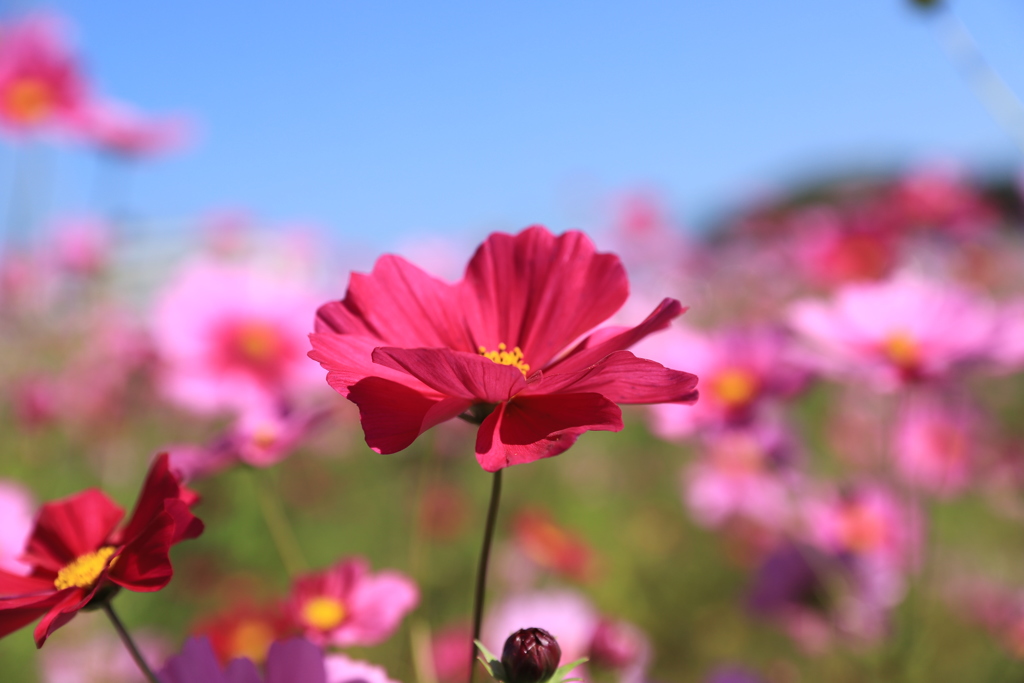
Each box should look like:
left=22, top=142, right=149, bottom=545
left=475, top=393, right=623, bottom=471
left=372, top=346, right=527, bottom=403
left=22, top=490, right=124, bottom=573
left=533, top=350, right=699, bottom=404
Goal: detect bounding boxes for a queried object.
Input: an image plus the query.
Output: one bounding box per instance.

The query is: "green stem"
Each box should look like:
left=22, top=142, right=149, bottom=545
left=102, top=602, right=161, bottom=683
left=249, top=468, right=309, bottom=577
left=468, top=469, right=503, bottom=683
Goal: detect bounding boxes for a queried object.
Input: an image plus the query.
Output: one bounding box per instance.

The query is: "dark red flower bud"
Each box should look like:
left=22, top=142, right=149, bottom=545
left=501, top=627, right=562, bottom=683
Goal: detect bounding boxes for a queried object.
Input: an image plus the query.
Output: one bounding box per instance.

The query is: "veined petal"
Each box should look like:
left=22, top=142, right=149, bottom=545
left=348, top=377, right=474, bottom=454
left=548, top=298, right=684, bottom=374
left=108, top=510, right=177, bottom=591
left=309, top=333, right=436, bottom=398
left=475, top=394, right=623, bottom=471
left=317, top=254, right=472, bottom=350
left=23, top=490, right=124, bottom=573
left=33, top=588, right=93, bottom=647
left=461, top=226, right=629, bottom=369
left=534, top=350, right=699, bottom=404
left=372, top=347, right=527, bottom=403
left=117, top=453, right=200, bottom=547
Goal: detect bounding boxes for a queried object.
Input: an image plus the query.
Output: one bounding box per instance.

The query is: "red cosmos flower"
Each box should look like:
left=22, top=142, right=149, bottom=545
left=309, top=226, right=698, bottom=471
left=0, top=453, right=203, bottom=647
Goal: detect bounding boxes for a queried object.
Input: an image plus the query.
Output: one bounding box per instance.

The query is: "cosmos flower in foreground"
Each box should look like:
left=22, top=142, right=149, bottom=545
left=0, top=453, right=203, bottom=646
left=284, top=556, right=418, bottom=647
left=310, top=226, right=698, bottom=471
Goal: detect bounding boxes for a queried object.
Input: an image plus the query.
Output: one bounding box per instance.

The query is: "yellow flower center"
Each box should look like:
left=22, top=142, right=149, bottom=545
left=710, top=368, right=758, bottom=408
left=6, top=78, right=54, bottom=123
left=838, top=505, right=885, bottom=553
left=478, top=343, right=531, bottom=377
left=301, top=596, right=347, bottom=631
left=229, top=620, right=277, bottom=664
left=882, top=330, right=920, bottom=369
left=53, top=546, right=116, bottom=590
left=235, top=321, right=283, bottom=363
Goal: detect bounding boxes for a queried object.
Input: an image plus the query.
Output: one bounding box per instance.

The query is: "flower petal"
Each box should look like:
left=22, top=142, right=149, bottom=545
left=339, top=570, right=420, bottom=647
left=23, top=490, right=124, bottom=573
left=108, top=508, right=177, bottom=591
left=309, top=332, right=435, bottom=398
left=266, top=638, right=328, bottom=683
left=117, top=453, right=202, bottom=548
left=475, top=394, right=623, bottom=471
left=348, top=377, right=473, bottom=454
left=160, top=637, right=228, bottom=683
left=549, top=298, right=684, bottom=374
left=372, top=347, right=527, bottom=403
left=461, top=227, right=629, bottom=369
left=535, top=350, right=699, bottom=404
left=316, top=254, right=471, bottom=350
left=33, top=588, right=92, bottom=647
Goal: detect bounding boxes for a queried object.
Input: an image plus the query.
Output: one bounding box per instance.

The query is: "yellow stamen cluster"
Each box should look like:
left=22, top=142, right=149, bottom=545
left=53, top=546, right=116, bottom=590
left=6, top=78, right=53, bottom=123
left=230, top=620, right=277, bottom=664
left=882, top=330, right=920, bottom=368
left=710, top=368, right=758, bottom=408
left=478, top=343, right=531, bottom=377
left=302, top=596, right=347, bottom=631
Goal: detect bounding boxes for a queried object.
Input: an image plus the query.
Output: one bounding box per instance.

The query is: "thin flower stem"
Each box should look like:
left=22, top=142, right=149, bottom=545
left=249, top=468, right=309, bottom=578
left=102, top=602, right=161, bottom=683
left=468, top=469, right=503, bottom=683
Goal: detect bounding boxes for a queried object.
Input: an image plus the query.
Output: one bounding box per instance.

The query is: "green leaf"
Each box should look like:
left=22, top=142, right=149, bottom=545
left=546, top=657, right=589, bottom=683
left=474, top=640, right=508, bottom=682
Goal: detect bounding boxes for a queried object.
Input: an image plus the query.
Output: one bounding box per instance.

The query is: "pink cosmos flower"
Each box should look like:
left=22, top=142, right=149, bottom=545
left=49, top=218, right=111, bottom=277
left=310, top=226, right=698, bottom=472
left=887, top=165, right=997, bottom=238
left=68, top=99, right=188, bottom=158
left=0, top=14, right=85, bottom=134
left=683, top=426, right=801, bottom=530
left=324, top=655, right=401, bottom=683
left=893, top=398, right=980, bottom=496
left=788, top=272, right=999, bottom=390
left=284, top=557, right=418, bottom=647
left=153, top=259, right=323, bottom=415
left=431, top=623, right=473, bottom=683
left=646, top=325, right=807, bottom=439
left=803, top=484, right=922, bottom=607
left=0, top=480, right=35, bottom=575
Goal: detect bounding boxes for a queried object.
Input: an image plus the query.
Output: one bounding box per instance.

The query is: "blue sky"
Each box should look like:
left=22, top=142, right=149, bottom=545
left=6, top=1, right=1024, bottom=250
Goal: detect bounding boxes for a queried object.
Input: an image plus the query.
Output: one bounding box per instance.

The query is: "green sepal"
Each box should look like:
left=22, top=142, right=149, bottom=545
left=546, top=658, right=588, bottom=683
left=474, top=640, right=508, bottom=682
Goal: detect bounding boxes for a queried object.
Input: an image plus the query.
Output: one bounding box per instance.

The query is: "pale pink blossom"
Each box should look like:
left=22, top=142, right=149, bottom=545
left=0, top=480, right=34, bottom=575
left=483, top=590, right=598, bottom=671
left=683, top=426, right=801, bottom=530
left=68, top=99, right=188, bottom=158
left=50, top=217, right=111, bottom=276
left=647, top=325, right=808, bottom=439
left=284, top=557, right=419, bottom=648
left=788, top=272, right=999, bottom=390
left=153, top=259, right=323, bottom=415
left=893, top=398, right=980, bottom=496
left=41, top=622, right=165, bottom=683
left=325, top=654, right=401, bottom=683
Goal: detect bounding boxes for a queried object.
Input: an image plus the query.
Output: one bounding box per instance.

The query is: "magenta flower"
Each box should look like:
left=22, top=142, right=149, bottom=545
left=310, top=226, right=697, bottom=471
left=788, top=272, right=999, bottom=390
left=153, top=259, right=323, bottom=415
left=284, top=557, right=418, bottom=647
left=0, top=14, right=85, bottom=134
left=0, top=480, right=34, bottom=575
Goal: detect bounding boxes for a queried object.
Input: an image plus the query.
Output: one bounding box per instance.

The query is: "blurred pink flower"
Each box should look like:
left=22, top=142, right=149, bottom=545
left=893, top=398, right=980, bottom=497
left=587, top=619, right=651, bottom=683
left=788, top=272, right=999, bottom=390
left=789, top=205, right=899, bottom=287
left=324, top=655, right=401, bottom=683
left=153, top=259, right=323, bottom=415
left=40, top=623, right=166, bottom=683
left=284, top=557, right=418, bottom=647
left=803, top=484, right=922, bottom=607
left=647, top=325, right=808, bottom=439
left=683, top=426, right=801, bottom=530
left=68, top=99, right=188, bottom=158
left=49, top=217, right=111, bottom=276
left=161, top=637, right=328, bottom=683
left=887, top=165, right=997, bottom=238
left=431, top=623, right=472, bottom=683
left=0, top=480, right=34, bottom=575
left=0, top=14, right=85, bottom=134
